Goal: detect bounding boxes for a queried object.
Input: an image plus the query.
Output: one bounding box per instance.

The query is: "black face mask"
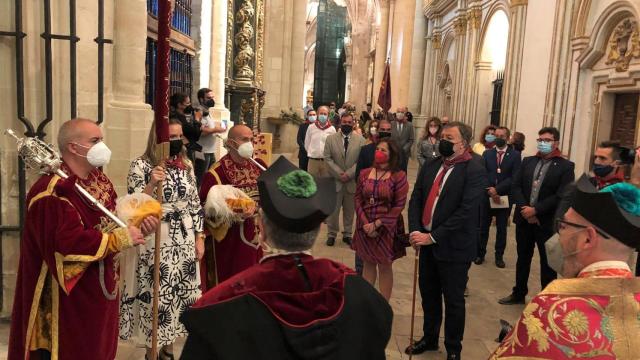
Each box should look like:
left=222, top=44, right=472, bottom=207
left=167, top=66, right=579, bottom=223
left=169, top=139, right=184, bottom=157
left=184, top=105, right=194, bottom=115
left=378, top=131, right=391, bottom=139
left=438, top=139, right=455, bottom=158
left=341, top=124, right=353, bottom=135
left=495, top=138, right=507, bottom=148
left=593, top=164, right=614, bottom=178
left=204, top=99, right=215, bottom=108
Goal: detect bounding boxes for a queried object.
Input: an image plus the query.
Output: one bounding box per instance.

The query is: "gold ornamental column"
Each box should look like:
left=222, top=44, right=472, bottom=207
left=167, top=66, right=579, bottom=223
left=500, top=0, right=528, bottom=130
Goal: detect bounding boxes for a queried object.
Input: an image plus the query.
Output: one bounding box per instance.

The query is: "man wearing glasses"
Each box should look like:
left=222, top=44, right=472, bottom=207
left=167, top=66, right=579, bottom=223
left=499, top=127, right=575, bottom=305
left=491, top=176, right=640, bottom=359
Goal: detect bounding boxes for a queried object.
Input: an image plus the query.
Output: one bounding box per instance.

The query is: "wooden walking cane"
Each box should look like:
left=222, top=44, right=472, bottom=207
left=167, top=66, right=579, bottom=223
left=408, top=246, right=420, bottom=360
left=151, top=0, right=173, bottom=357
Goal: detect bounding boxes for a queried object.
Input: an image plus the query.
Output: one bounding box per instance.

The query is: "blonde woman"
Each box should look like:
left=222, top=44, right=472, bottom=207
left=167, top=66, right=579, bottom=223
left=120, top=118, right=204, bottom=360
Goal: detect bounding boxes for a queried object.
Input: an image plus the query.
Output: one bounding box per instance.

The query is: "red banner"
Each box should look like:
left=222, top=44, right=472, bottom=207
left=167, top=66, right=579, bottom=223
left=377, top=62, right=392, bottom=112
left=153, top=0, right=172, bottom=144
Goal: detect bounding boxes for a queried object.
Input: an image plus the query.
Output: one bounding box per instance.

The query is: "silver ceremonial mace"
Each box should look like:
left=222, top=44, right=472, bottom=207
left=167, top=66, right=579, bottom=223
left=5, top=129, right=127, bottom=228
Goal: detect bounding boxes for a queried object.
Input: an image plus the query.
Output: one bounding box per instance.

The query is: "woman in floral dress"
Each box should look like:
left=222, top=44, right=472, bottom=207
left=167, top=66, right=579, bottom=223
left=120, top=119, right=204, bottom=360
left=352, top=138, right=409, bottom=300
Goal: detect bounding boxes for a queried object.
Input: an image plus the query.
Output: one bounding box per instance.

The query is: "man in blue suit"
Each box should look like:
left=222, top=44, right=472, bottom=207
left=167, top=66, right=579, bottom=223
left=476, top=126, right=521, bottom=268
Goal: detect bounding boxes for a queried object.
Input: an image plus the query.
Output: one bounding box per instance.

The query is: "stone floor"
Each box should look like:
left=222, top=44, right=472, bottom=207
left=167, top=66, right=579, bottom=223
left=0, top=157, right=545, bottom=360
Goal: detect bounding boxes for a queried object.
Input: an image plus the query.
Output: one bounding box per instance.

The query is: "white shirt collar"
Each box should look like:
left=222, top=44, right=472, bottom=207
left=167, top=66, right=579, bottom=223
left=578, top=261, right=630, bottom=276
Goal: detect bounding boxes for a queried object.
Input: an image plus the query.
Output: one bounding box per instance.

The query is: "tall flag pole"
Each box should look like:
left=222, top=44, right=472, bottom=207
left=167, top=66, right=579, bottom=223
left=377, top=59, right=392, bottom=116
left=151, top=0, right=172, bottom=357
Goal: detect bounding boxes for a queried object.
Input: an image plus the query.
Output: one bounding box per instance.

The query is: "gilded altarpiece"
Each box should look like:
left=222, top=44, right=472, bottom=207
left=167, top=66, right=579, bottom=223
left=224, top=0, right=266, bottom=131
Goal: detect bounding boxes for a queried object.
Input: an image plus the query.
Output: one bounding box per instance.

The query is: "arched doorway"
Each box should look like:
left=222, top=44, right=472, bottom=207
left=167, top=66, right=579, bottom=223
left=474, top=9, right=509, bottom=137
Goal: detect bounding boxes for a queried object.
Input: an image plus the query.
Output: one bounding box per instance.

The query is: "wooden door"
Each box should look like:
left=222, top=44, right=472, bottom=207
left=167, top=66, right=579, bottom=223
left=611, top=93, right=639, bottom=148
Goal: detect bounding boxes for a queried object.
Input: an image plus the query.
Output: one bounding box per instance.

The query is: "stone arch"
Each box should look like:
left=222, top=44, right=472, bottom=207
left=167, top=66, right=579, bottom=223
left=576, top=1, right=639, bottom=69
left=477, top=1, right=510, bottom=61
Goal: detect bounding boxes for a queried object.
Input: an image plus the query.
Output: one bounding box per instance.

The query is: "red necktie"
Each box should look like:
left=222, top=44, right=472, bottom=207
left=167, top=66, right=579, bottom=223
left=497, top=151, right=505, bottom=167
left=421, top=163, right=452, bottom=229
left=421, top=151, right=472, bottom=229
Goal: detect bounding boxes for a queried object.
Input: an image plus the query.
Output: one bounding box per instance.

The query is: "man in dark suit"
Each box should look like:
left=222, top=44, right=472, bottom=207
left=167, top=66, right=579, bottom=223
left=477, top=126, right=521, bottom=268
left=391, top=106, right=414, bottom=172
left=296, top=109, right=315, bottom=171
left=499, top=127, right=575, bottom=305
left=406, top=122, right=487, bottom=360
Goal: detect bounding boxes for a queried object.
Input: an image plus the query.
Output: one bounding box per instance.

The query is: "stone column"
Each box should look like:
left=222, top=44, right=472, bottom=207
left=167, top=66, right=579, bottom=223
left=408, top=0, right=427, bottom=116
left=372, top=0, right=390, bottom=108
left=209, top=0, right=231, bottom=158
left=288, top=0, right=306, bottom=108
left=427, top=30, right=442, bottom=116
left=451, top=15, right=467, bottom=121
left=464, top=6, right=482, bottom=124
left=500, top=0, right=528, bottom=131
left=105, top=0, right=154, bottom=194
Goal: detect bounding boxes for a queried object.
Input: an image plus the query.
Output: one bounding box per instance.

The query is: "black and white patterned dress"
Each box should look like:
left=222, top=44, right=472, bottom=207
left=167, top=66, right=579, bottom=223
left=119, top=156, right=203, bottom=347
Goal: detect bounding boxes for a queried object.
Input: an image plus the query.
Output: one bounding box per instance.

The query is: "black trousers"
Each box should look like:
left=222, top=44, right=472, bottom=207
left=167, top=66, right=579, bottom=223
left=419, top=246, right=470, bottom=355
left=478, top=204, right=510, bottom=259
left=512, top=222, right=556, bottom=298
left=194, top=153, right=215, bottom=187
left=298, top=153, right=309, bottom=171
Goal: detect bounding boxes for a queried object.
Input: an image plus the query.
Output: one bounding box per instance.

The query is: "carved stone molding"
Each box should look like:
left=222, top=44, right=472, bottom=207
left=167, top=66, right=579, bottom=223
left=234, top=0, right=255, bottom=80
left=454, top=17, right=467, bottom=36
left=510, top=0, right=528, bottom=7
left=432, top=33, right=442, bottom=49
left=466, top=8, right=481, bottom=30
left=605, top=18, right=640, bottom=72
left=226, top=0, right=234, bottom=78
left=255, top=0, right=265, bottom=85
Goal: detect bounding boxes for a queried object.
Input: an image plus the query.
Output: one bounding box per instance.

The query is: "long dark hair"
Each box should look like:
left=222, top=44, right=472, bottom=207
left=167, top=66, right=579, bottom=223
left=511, top=132, right=526, bottom=152
left=377, top=138, right=402, bottom=172
left=422, top=117, right=442, bottom=140
left=170, top=92, right=189, bottom=110
left=480, top=125, right=497, bottom=145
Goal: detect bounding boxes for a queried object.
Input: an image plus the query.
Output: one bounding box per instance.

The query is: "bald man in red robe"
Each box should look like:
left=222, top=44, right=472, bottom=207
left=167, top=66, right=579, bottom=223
left=8, top=119, right=158, bottom=360
left=199, top=125, right=267, bottom=290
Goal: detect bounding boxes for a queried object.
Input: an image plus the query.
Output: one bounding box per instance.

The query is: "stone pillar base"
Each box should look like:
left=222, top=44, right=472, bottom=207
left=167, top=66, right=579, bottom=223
left=104, top=101, right=154, bottom=195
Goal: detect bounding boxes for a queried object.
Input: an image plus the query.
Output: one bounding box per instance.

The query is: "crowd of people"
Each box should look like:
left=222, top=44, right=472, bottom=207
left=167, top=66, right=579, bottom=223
left=6, top=93, right=640, bottom=360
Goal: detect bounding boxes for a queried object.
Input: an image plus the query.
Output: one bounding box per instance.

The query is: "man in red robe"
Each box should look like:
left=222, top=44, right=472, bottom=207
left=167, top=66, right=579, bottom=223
left=491, top=176, right=640, bottom=359
left=181, top=157, right=392, bottom=359
left=199, top=124, right=267, bottom=289
left=8, top=119, right=158, bottom=360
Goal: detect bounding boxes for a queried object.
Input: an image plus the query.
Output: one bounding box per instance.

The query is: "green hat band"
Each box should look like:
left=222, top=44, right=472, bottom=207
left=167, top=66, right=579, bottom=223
left=600, top=182, right=640, bottom=216
left=276, top=170, right=317, bottom=198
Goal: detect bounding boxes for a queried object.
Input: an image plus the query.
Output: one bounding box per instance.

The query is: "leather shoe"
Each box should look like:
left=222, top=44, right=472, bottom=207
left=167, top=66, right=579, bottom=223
left=404, top=338, right=438, bottom=355
left=343, top=236, right=352, bottom=246
left=495, top=257, right=506, bottom=268
left=326, top=237, right=335, bottom=246
left=447, top=353, right=461, bottom=360
left=498, top=294, right=525, bottom=305
left=473, top=256, right=484, bottom=265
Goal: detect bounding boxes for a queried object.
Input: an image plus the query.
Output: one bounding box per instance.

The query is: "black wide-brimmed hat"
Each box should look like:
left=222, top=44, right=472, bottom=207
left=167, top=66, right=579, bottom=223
left=572, top=174, right=640, bottom=249
left=258, top=156, right=336, bottom=233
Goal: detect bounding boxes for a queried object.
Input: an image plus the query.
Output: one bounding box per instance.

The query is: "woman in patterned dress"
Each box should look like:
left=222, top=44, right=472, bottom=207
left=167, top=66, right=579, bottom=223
left=352, top=138, right=409, bottom=300
left=119, top=118, right=204, bottom=360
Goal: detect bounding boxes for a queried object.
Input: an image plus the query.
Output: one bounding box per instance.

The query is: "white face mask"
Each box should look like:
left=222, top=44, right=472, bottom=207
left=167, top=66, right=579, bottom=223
left=370, top=127, right=377, bottom=136
left=74, top=141, right=112, bottom=167
left=233, top=140, right=254, bottom=159
left=396, top=112, right=405, bottom=120
left=545, top=232, right=583, bottom=278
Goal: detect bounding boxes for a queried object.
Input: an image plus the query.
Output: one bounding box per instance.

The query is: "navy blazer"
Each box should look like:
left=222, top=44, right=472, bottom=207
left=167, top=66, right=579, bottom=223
left=297, top=123, right=310, bottom=160
left=482, top=147, right=521, bottom=196
left=511, top=155, right=575, bottom=228
left=408, top=157, right=487, bottom=263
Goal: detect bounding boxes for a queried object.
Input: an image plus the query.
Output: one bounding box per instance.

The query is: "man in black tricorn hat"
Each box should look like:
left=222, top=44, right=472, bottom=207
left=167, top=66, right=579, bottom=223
left=180, top=156, right=393, bottom=359
left=490, top=175, right=640, bottom=359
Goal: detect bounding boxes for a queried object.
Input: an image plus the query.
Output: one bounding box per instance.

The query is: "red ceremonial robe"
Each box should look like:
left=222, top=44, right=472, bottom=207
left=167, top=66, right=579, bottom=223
left=490, top=261, right=640, bottom=359
left=180, top=254, right=393, bottom=359
left=198, top=154, right=266, bottom=289
left=8, top=165, right=132, bottom=360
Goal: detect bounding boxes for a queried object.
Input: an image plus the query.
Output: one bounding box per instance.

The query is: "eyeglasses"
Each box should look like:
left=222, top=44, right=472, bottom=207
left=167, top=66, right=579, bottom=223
left=555, top=218, right=610, bottom=239
left=536, top=138, right=555, bottom=143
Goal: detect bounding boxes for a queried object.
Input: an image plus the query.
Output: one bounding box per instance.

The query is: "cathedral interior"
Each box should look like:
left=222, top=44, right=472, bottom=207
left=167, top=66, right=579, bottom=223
left=1, top=0, right=640, bottom=358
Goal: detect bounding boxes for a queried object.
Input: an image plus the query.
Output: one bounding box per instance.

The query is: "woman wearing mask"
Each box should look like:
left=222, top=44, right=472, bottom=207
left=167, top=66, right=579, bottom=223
left=352, top=139, right=409, bottom=300
left=472, top=125, right=497, bottom=155
left=417, top=117, right=442, bottom=169
left=170, top=92, right=202, bottom=162
left=297, top=109, right=316, bottom=171
left=366, top=120, right=380, bottom=144
left=120, top=118, right=204, bottom=360
left=510, top=131, right=526, bottom=155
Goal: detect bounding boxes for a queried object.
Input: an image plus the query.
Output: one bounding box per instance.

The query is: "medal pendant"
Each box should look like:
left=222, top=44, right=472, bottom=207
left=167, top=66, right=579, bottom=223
left=497, top=168, right=502, bottom=174
left=432, top=152, right=436, bottom=157
left=369, top=197, right=375, bottom=205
